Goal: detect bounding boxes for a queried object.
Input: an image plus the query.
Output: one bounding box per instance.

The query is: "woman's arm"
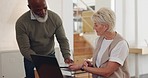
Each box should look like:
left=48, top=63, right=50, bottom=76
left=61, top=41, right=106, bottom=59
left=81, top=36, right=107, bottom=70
left=83, top=61, right=120, bottom=77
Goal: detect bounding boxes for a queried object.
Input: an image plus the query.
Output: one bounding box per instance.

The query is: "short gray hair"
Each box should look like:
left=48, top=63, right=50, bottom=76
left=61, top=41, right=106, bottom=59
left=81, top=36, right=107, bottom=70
left=92, top=7, right=116, bottom=32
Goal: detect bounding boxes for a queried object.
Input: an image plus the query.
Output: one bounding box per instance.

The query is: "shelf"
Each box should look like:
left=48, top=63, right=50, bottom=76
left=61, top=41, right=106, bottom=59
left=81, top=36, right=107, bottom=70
left=129, top=47, right=148, bottom=54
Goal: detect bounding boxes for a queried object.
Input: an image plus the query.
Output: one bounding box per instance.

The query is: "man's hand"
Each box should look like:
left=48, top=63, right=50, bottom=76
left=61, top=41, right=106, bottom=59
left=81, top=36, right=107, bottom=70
left=64, top=57, right=74, bottom=64
left=68, top=63, right=82, bottom=71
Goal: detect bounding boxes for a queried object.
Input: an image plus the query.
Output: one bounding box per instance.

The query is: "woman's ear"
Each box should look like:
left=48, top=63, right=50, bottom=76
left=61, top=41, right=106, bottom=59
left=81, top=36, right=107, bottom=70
left=104, top=24, right=109, bottom=31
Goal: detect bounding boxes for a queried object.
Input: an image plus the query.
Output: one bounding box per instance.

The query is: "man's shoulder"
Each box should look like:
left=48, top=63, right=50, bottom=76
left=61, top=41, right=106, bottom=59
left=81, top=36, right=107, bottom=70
left=47, top=10, right=60, bottom=18
left=47, top=10, right=62, bottom=23
left=17, top=11, right=30, bottom=22
left=47, top=10, right=57, bottom=15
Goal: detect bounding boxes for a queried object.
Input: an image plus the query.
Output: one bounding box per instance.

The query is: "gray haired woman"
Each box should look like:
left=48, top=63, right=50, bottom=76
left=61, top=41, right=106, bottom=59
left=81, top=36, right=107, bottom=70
left=69, top=7, right=130, bottom=78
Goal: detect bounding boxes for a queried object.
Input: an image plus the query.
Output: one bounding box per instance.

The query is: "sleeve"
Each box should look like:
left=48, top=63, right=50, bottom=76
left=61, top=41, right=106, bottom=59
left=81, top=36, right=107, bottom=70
left=109, top=40, right=129, bottom=66
left=53, top=14, right=71, bottom=59
left=15, top=20, right=36, bottom=61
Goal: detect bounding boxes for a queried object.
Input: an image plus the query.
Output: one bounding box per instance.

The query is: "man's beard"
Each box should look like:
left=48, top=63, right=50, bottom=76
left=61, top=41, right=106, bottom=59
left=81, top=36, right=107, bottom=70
left=33, top=11, right=48, bottom=23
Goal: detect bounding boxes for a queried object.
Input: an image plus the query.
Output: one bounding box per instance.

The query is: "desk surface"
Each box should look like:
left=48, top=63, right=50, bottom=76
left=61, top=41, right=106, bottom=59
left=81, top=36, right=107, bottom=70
left=129, top=47, right=148, bottom=54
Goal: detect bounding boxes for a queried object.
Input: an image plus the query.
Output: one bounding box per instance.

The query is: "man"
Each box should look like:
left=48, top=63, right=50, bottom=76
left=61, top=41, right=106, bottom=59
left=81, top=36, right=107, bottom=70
left=15, top=0, right=73, bottom=78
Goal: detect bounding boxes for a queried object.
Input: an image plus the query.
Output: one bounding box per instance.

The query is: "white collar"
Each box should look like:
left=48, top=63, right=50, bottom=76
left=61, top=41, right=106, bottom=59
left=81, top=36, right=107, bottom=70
left=30, top=10, right=36, bottom=20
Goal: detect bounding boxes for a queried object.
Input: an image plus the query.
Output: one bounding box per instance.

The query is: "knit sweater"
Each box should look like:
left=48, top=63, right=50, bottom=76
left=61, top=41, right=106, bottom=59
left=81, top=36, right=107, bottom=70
left=15, top=10, right=70, bottom=61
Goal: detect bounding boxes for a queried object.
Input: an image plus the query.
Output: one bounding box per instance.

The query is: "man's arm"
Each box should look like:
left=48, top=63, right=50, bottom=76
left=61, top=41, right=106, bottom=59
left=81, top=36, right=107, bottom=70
left=15, top=21, right=36, bottom=61
left=53, top=14, right=73, bottom=63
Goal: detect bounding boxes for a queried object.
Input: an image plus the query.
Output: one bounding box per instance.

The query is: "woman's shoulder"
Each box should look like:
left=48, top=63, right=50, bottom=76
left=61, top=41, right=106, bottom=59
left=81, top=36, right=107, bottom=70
left=116, top=40, right=129, bottom=49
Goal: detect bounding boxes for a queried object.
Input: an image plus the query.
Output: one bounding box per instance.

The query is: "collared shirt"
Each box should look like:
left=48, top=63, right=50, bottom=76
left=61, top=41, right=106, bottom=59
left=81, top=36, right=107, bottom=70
left=95, top=38, right=129, bottom=67
left=30, top=10, right=36, bottom=20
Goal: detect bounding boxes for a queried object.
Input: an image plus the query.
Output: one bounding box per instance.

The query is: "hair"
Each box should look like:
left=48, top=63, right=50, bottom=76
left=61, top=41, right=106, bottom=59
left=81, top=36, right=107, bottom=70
left=27, top=0, right=32, bottom=5
left=92, top=7, right=116, bottom=32
left=28, top=0, right=46, bottom=6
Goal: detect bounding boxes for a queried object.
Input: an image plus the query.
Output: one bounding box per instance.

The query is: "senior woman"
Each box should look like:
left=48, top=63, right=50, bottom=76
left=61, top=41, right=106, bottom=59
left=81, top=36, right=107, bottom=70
left=69, top=7, right=130, bottom=78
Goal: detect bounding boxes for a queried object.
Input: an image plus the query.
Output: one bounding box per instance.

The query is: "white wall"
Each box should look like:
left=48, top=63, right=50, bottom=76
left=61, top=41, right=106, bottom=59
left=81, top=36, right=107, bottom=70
left=0, top=51, right=25, bottom=78
left=95, top=0, right=111, bottom=11
left=137, top=0, right=148, bottom=46
left=0, top=0, right=28, bottom=51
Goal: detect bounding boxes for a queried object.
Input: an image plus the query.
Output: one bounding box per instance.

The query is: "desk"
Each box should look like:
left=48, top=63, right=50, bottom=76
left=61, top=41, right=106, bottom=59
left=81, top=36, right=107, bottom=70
left=73, top=71, right=91, bottom=78
left=34, top=69, right=91, bottom=78
left=129, top=47, right=148, bottom=78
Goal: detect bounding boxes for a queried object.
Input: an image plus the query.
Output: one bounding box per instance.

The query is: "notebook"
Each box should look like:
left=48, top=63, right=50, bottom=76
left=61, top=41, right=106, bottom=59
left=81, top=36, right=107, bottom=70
left=31, top=54, right=70, bottom=78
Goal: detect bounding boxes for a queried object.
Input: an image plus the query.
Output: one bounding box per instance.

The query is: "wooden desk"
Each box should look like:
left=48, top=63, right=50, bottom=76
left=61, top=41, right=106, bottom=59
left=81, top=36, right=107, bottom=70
left=129, top=47, right=148, bottom=54
left=72, top=70, right=92, bottom=78
left=129, top=47, right=148, bottom=78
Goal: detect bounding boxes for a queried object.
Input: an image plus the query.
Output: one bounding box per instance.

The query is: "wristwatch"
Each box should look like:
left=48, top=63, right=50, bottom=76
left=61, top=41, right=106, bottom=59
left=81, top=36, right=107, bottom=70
left=80, top=65, right=84, bottom=71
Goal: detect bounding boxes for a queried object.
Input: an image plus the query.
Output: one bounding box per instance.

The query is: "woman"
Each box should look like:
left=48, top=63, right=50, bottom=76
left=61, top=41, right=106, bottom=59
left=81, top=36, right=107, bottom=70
left=69, top=7, right=130, bottom=78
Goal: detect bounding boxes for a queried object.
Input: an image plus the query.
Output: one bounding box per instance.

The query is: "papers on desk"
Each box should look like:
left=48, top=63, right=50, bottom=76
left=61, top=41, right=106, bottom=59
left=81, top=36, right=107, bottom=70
left=59, top=63, right=74, bottom=76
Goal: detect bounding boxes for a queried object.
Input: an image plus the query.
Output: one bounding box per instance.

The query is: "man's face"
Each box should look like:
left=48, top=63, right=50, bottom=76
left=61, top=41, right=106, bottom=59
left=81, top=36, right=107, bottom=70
left=29, top=0, right=47, bottom=18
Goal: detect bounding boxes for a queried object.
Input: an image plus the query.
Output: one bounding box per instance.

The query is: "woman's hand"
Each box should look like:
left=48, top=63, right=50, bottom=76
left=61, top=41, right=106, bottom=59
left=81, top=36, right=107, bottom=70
left=83, top=59, right=93, bottom=67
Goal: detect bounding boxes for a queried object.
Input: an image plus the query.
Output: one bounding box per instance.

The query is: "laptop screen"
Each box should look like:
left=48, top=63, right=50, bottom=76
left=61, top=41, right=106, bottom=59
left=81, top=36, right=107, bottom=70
left=31, top=54, right=64, bottom=78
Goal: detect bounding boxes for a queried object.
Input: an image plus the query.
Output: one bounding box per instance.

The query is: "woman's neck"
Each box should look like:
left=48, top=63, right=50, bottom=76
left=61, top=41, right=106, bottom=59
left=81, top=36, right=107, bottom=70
left=104, top=31, right=116, bottom=40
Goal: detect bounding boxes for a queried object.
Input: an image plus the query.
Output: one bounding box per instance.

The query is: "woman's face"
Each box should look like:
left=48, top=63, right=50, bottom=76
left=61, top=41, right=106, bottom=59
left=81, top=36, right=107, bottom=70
left=93, top=22, right=108, bottom=36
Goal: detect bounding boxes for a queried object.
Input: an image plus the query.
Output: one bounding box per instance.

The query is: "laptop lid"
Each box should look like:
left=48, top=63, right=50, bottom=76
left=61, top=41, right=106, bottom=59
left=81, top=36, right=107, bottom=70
left=31, top=54, right=64, bottom=78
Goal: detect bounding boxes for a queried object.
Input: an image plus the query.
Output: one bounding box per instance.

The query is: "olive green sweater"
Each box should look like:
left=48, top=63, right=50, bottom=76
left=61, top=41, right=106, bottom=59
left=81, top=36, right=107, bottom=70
left=16, top=10, right=71, bottom=61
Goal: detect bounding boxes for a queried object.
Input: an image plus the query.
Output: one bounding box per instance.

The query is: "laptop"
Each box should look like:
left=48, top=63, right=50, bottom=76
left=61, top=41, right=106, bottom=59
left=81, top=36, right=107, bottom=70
left=31, top=54, right=71, bottom=78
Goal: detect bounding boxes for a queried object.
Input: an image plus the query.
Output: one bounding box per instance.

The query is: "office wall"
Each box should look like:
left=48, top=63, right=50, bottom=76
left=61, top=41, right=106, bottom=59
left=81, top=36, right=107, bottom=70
left=0, top=0, right=28, bottom=51
left=95, top=0, right=111, bottom=10
left=0, top=51, right=25, bottom=78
